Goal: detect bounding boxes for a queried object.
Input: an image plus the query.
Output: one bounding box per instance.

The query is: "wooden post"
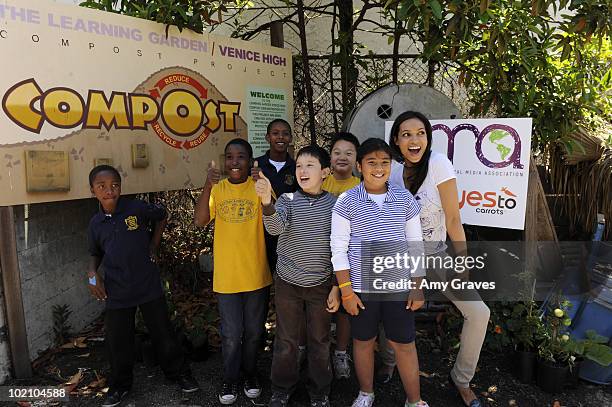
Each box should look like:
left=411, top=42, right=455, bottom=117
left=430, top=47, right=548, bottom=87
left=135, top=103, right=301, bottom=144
left=525, top=156, right=558, bottom=242
left=0, top=206, right=32, bottom=378
left=524, top=157, right=562, bottom=295
left=270, top=20, right=284, bottom=48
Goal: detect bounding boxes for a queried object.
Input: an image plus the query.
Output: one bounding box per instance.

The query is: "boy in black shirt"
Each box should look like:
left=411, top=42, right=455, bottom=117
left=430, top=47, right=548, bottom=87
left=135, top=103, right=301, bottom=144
left=87, top=165, right=198, bottom=407
left=251, top=119, right=298, bottom=274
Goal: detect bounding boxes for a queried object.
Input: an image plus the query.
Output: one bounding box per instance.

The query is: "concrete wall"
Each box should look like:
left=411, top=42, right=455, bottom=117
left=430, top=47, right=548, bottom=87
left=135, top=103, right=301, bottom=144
left=14, top=199, right=104, bottom=360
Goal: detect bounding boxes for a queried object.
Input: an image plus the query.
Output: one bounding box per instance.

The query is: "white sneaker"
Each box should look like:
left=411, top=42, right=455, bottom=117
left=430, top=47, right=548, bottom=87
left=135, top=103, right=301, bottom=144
left=333, top=351, right=351, bottom=379
left=405, top=401, right=430, bottom=407
left=218, top=382, right=238, bottom=405
left=351, top=391, right=375, bottom=407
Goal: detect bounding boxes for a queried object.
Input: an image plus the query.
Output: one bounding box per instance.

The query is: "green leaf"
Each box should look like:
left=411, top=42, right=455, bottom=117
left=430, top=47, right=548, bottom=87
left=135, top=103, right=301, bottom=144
left=429, top=0, right=442, bottom=21
left=585, top=330, right=609, bottom=343
left=518, top=94, right=525, bottom=113
left=423, top=11, right=430, bottom=33
left=600, top=67, right=612, bottom=87
left=561, top=43, right=572, bottom=61
left=405, top=13, right=419, bottom=32
left=584, top=343, right=612, bottom=366
left=398, top=2, right=411, bottom=21
left=175, top=6, right=188, bottom=22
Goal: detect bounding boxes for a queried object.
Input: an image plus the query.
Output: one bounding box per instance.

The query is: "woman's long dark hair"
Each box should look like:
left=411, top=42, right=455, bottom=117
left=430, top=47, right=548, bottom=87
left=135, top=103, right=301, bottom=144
left=388, top=111, right=433, bottom=195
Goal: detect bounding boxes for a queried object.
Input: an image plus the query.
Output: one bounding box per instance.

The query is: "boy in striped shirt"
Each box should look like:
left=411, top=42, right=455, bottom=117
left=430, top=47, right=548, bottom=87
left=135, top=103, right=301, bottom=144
left=255, top=145, right=339, bottom=407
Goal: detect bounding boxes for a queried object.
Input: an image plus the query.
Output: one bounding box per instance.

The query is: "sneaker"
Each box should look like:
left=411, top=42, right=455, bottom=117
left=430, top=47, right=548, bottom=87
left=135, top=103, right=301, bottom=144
left=351, top=391, right=375, bottom=407
left=218, top=382, right=239, bottom=405
left=310, top=395, right=330, bottom=407
left=101, top=388, right=128, bottom=407
left=333, top=351, right=351, bottom=379
left=405, top=401, right=430, bottom=407
left=269, top=391, right=291, bottom=407
left=243, top=376, right=262, bottom=399
left=176, top=373, right=199, bottom=393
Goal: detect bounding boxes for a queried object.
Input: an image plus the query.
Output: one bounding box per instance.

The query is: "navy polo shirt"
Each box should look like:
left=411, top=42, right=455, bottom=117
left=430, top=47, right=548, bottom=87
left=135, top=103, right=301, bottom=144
left=87, top=198, right=166, bottom=309
left=255, top=151, right=298, bottom=197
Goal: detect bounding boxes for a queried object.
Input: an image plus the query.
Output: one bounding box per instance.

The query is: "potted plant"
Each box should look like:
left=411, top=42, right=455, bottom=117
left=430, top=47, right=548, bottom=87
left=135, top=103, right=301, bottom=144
left=506, top=301, right=543, bottom=383
left=566, top=329, right=612, bottom=385
left=537, top=300, right=576, bottom=393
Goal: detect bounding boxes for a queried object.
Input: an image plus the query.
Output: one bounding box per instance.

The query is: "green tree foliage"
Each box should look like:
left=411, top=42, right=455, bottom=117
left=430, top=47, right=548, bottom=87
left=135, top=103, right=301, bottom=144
left=79, top=0, right=253, bottom=33
left=389, top=0, right=611, bottom=152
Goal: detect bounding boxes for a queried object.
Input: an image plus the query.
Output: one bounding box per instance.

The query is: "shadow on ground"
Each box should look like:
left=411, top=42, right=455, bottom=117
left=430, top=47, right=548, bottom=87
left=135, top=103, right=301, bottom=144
left=5, top=322, right=611, bottom=407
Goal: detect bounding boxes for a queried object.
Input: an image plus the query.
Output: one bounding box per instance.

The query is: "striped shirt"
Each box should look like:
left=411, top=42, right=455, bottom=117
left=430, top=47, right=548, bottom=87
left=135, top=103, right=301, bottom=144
left=263, top=191, right=337, bottom=287
left=331, top=182, right=424, bottom=293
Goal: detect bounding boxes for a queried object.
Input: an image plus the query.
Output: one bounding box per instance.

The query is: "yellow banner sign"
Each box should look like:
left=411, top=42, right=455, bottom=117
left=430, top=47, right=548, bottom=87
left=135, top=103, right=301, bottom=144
left=0, top=0, right=293, bottom=206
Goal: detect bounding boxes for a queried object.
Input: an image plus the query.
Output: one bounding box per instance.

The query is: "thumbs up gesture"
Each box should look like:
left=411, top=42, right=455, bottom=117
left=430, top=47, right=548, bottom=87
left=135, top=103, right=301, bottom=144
left=251, top=160, right=262, bottom=180
left=206, top=160, right=221, bottom=188
left=255, top=169, right=273, bottom=205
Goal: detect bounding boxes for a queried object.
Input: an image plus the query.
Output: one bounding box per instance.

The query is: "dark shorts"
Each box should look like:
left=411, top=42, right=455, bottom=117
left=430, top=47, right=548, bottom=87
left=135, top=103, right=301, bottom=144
left=348, top=295, right=415, bottom=344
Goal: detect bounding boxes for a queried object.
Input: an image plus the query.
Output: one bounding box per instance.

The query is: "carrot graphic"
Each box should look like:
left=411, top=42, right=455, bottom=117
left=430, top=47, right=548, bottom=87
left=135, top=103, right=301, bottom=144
left=501, top=187, right=517, bottom=197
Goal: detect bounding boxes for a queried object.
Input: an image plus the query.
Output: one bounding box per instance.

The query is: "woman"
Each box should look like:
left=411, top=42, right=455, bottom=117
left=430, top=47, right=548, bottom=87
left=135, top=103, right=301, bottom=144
left=385, top=111, right=490, bottom=407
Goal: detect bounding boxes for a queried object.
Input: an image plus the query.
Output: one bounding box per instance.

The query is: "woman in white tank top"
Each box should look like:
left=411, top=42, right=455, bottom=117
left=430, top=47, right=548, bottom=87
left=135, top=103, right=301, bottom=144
left=384, top=111, right=490, bottom=407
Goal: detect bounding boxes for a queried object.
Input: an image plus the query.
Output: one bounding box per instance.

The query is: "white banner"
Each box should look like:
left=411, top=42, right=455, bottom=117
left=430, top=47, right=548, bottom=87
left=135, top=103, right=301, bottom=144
left=386, top=118, right=532, bottom=230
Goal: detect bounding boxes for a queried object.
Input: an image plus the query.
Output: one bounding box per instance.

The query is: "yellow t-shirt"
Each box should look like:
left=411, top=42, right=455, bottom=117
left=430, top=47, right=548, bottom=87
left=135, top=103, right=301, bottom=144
left=209, top=178, right=272, bottom=293
left=322, top=175, right=361, bottom=196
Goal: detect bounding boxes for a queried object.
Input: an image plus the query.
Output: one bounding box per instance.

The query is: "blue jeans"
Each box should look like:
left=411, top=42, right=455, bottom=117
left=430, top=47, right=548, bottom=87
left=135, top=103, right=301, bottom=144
left=217, top=285, right=270, bottom=383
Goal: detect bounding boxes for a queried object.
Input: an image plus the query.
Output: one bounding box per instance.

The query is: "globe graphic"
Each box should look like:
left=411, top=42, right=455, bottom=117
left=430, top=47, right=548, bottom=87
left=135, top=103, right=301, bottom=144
left=485, top=129, right=513, bottom=161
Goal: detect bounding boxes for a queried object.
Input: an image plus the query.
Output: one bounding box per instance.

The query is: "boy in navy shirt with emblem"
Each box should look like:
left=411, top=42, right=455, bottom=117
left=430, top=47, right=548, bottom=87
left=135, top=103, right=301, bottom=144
left=251, top=119, right=298, bottom=275
left=86, top=165, right=198, bottom=407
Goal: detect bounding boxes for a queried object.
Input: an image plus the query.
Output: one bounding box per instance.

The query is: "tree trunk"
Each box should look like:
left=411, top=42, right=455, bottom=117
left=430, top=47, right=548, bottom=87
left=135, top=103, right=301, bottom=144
left=296, top=0, right=317, bottom=145
left=338, top=0, right=357, bottom=119
left=392, top=9, right=402, bottom=84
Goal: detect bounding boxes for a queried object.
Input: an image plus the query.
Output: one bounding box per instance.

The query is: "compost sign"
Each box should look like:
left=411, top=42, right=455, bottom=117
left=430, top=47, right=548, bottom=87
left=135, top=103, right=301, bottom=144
left=0, top=0, right=292, bottom=206
left=386, top=118, right=532, bottom=230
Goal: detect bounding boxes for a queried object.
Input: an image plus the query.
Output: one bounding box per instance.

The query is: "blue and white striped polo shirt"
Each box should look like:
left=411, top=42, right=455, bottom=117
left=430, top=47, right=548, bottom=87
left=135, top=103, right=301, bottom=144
left=331, top=182, right=423, bottom=293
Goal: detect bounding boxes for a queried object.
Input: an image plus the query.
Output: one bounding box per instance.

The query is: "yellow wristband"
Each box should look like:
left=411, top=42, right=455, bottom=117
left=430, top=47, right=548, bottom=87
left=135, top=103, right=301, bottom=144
left=338, top=281, right=352, bottom=288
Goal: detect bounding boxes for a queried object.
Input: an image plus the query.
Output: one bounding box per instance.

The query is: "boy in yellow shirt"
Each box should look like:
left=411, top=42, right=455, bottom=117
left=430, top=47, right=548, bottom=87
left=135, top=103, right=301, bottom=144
left=322, top=132, right=360, bottom=380
left=322, top=132, right=361, bottom=196
left=194, top=138, right=272, bottom=405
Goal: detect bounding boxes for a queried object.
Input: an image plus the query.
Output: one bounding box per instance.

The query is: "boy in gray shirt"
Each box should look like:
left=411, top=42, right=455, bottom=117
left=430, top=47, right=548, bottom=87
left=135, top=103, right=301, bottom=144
left=255, top=145, right=339, bottom=407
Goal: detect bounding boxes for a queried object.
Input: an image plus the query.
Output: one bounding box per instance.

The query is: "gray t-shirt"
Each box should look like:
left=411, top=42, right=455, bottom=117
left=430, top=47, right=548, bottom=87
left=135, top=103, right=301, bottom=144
left=263, top=191, right=337, bottom=287
left=390, top=151, right=456, bottom=254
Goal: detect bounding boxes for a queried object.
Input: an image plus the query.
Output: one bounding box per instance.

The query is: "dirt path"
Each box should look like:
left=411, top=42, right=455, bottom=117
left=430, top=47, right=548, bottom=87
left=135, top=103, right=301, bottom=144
left=5, top=323, right=611, bottom=407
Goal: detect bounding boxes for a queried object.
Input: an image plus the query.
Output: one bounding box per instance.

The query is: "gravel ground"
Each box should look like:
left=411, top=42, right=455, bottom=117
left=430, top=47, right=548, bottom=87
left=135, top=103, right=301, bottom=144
left=4, top=321, right=611, bottom=407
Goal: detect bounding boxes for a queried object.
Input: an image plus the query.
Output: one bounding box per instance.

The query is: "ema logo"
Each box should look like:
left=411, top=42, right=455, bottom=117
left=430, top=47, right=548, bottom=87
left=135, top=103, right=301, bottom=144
left=459, top=187, right=518, bottom=215
left=433, top=123, right=524, bottom=169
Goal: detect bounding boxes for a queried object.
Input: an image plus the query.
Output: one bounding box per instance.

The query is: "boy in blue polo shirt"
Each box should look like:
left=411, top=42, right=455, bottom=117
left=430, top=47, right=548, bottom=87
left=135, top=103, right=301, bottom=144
left=86, top=165, right=198, bottom=407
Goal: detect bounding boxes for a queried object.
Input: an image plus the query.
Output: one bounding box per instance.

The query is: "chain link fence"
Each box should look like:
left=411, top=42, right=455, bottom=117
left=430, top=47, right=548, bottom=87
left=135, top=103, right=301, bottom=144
left=292, top=54, right=472, bottom=148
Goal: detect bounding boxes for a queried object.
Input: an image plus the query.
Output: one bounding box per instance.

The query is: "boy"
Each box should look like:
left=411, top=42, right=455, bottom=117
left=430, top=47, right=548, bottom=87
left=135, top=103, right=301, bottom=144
left=322, top=132, right=361, bottom=196
left=87, top=165, right=198, bottom=407
left=255, top=145, right=339, bottom=407
left=252, top=119, right=298, bottom=274
left=194, top=139, right=272, bottom=405
left=322, top=132, right=360, bottom=380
